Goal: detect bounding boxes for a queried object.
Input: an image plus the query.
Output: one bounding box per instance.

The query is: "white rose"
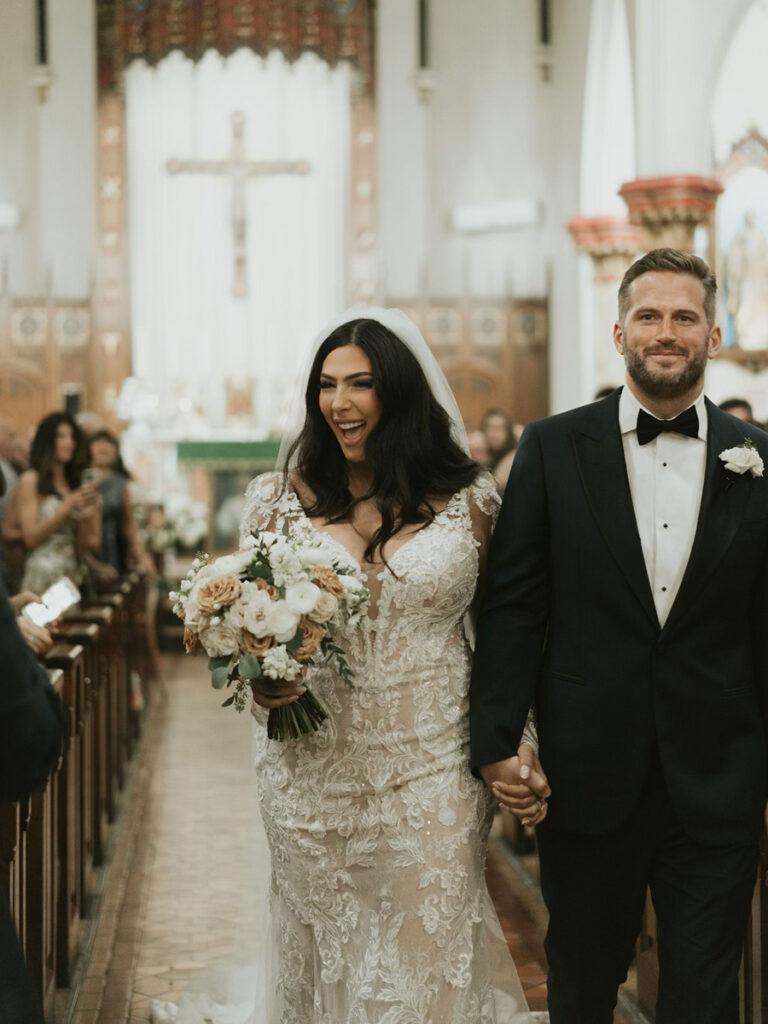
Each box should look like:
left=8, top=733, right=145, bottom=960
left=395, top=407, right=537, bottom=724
left=266, top=600, right=301, bottom=643
left=199, top=620, right=240, bottom=657
left=719, top=444, right=765, bottom=477
left=308, top=590, right=338, bottom=624
left=211, top=551, right=253, bottom=577
left=284, top=580, right=322, bottom=615
left=242, top=589, right=276, bottom=638
left=297, top=544, right=334, bottom=567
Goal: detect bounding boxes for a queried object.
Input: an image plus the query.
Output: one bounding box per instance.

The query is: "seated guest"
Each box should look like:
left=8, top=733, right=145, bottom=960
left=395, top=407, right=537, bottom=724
left=15, top=413, right=101, bottom=594
left=87, top=430, right=156, bottom=578
left=0, top=576, right=63, bottom=1024
left=719, top=397, right=755, bottom=424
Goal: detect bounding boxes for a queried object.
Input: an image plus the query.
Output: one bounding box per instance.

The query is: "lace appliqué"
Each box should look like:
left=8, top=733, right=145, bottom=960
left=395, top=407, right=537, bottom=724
left=235, top=471, right=532, bottom=1023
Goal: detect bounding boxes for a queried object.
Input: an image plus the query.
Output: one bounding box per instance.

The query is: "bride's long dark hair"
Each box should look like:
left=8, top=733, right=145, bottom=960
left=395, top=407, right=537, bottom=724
left=285, top=319, right=479, bottom=564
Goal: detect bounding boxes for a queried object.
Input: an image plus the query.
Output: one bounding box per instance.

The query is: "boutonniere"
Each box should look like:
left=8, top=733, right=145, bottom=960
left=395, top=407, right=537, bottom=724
left=718, top=438, right=764, bottom=482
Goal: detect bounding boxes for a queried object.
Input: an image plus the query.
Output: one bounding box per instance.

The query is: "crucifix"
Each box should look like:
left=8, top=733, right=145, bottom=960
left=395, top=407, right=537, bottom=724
left=166, top=111, right=311, bottom=298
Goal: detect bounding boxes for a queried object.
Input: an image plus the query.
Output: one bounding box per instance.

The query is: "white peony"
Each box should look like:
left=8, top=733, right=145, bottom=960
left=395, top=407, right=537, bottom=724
left=308, top=590, right=338, bottom=624
left=241, top=588, right=276, bottom=638
left=262, top=644, right=303, bottom=681
left=266, top=600, right=301, bottom=643
left=284, top=580, right=322, bottom=615
left=199, top=620, right=240, bottom=657
left=719, top=443, right=764, bottom=478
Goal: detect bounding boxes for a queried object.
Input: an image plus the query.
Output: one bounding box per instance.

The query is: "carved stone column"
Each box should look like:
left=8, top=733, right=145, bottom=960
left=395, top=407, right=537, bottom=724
left=618, top=175, right=723, bottom=251
left=567, top=216, right=646, bottom=390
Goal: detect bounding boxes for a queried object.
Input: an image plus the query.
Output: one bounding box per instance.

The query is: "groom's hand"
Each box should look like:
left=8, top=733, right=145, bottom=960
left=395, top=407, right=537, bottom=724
left=480, top=744, right=551, bottom=826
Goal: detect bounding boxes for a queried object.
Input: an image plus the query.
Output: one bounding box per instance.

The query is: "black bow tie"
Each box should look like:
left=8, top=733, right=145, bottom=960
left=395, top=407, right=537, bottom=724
left=636, top=406, right=699, bottom=446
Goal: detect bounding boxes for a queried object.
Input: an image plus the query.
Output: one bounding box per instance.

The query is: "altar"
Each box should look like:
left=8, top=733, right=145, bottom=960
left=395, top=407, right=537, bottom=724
left=177, top=439, right=280, bottom=552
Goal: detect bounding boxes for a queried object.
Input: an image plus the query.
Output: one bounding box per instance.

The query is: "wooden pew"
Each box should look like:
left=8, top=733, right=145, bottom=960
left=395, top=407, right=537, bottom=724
left=43, top=643, right=85, bottom=988
left=64, top=605, right=117, bottom=837
left=51, top=621, right=100, bottom=912
left=23, top=667, right=63, bottom=1019
left=85, top=592, right=130, bottom=787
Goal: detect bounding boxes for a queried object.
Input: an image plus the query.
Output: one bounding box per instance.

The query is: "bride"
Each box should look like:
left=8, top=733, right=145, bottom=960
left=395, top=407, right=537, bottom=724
left=153, top=307, right=542, bottom=1023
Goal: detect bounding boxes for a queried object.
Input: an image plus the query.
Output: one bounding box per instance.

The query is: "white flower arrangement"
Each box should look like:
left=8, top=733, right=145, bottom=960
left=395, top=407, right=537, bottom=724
left=170, top=530, right=369, bottom=740
left=718, top=438, right=765, bottom=479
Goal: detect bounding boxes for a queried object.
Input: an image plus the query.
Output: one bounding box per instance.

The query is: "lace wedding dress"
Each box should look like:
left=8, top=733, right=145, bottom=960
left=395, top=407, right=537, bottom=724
left=153, top=470, right=538, bottom=1024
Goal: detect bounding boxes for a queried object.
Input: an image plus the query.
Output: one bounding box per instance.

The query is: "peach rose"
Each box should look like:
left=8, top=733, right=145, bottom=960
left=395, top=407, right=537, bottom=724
left=183, top=625, right=202, bottom=655
left=293, top=616, right=325, bottom=662
left=241, top=629, right=274, bottom=657
left=252, top=577, right=279, bottom=601
left=311, top=566, right=344, bottom=599
left=196, top=574, right=242, bottom=615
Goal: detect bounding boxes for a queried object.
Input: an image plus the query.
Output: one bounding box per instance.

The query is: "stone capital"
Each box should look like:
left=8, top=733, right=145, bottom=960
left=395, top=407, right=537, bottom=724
left=567, top=216, right=644, bottom=282
left=618, top=175, right=723, bottom=250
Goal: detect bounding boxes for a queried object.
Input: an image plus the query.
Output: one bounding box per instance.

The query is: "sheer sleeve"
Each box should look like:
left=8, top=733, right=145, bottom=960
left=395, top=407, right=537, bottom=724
left=468, top=473, right=539, bottom=755
left=468, top=472, right=502, bottom=594
left=239, top=471, right=285, bottom=547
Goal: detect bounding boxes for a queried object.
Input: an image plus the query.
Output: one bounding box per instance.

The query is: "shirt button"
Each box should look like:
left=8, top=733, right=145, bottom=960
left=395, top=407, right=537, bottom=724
left=662, top=462, right=668, bottom=467
left=661, top=586, right=667, bottom=592
left=663, top=523, right=668, bottom=529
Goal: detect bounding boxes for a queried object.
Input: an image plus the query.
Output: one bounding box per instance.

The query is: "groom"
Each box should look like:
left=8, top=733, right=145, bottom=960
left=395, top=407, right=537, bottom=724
left=470, top=248, right=768, bottom=1024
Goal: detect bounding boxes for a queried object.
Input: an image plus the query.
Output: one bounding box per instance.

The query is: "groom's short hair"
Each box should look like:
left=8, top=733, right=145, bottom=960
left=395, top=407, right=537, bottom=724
left=618, top=248, right=717, bottom=326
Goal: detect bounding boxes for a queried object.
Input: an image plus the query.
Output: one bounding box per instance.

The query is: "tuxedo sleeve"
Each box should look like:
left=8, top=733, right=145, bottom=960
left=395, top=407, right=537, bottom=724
left=0, top=580, right=64, bottom=804
left=470, top=422, right=549, bottom=771
left=750, top=537, right=768, bottom=766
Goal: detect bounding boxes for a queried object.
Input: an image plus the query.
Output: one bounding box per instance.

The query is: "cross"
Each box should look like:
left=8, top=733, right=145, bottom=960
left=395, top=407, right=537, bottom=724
left=166, top=111, right=311, bottom=298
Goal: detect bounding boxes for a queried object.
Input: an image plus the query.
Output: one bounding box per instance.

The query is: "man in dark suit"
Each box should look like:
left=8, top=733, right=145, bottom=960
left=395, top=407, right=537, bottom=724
left=0, top=577, right=64, bottom=1024
left=470, top=248, right=768, bottom=1024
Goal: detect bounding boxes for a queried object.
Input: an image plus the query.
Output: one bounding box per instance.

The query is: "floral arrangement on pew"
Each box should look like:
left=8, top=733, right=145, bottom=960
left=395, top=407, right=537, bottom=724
left=170, top=529, right=368, bottom=740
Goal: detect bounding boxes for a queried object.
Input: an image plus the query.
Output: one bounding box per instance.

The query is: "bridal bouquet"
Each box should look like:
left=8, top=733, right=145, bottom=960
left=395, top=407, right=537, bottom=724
left=170, top=530, right=368, bottom=740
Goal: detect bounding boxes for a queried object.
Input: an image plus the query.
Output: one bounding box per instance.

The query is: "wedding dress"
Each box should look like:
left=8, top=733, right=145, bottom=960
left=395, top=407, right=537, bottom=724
left=153, top=469, right=537, bottom=1023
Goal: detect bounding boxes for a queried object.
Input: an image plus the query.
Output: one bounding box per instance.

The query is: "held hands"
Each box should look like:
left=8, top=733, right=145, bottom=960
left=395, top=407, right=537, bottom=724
left=250, top=676, right=307, bottom=710
left=481, top=742, right=551, bottom=827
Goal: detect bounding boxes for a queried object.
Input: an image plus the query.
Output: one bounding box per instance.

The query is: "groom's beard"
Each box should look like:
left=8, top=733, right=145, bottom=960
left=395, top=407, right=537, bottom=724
left=625, top=344, right=708, bottom=399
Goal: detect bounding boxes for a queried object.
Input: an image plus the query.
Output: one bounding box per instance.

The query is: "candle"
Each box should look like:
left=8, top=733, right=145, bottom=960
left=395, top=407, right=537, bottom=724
left=36, top=0, right=48, bottom=65
left=418, top=0, right=429, bottom=69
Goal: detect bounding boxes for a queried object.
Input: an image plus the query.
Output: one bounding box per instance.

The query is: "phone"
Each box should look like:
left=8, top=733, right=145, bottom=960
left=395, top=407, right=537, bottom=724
left=22, top=577, right=81, bottom=626
left=82, top=468, right=104, bottom=484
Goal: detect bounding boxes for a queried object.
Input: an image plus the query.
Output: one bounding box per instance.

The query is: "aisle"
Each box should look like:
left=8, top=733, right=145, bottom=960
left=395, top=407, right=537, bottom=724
left=68, top=654, right=630, bottom=1024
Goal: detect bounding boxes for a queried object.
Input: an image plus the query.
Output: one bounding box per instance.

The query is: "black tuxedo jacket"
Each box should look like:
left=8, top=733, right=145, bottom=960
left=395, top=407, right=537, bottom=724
left=470, top=390, right=768, bottom=845
left=0, top=579, right=63, bottom=1024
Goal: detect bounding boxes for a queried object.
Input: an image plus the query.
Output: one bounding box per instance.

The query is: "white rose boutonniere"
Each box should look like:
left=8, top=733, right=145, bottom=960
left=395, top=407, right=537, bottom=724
left=718, top=438, right=764, bottom=480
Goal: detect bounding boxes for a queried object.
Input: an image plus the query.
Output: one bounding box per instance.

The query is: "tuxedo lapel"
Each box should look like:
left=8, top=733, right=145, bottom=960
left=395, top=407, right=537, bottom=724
left=662, top=401, right=754, bottom=635
left=573, top=394, right=659, bottom=628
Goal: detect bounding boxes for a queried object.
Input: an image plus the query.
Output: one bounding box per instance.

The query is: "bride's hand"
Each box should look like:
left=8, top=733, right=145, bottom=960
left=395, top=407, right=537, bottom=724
left=250, top=678, right=307, bottom=709
left=486, top=744, right=551, bottom=826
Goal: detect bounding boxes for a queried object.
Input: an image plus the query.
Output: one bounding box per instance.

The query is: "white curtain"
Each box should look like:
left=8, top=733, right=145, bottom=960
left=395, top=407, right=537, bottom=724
left=124, top=48, right=351, bottom=434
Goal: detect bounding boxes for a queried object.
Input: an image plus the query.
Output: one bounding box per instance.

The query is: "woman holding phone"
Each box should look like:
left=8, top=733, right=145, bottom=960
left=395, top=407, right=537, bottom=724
left=15, top=412, right=102, bottom=594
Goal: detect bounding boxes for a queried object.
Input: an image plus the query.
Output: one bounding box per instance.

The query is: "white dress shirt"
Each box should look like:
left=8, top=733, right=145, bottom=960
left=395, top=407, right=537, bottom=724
left=619, top=386, right=707, bottom=626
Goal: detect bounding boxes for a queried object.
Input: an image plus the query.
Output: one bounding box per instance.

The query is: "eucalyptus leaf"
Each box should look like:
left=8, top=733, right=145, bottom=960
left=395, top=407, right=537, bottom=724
left=221, top=694, right=235, bottom=708
left=208, top=655, right=230, bottom=671
left=238, top=653, right=263, bottom=679
left=211, top=666, right=230, bottom=689
left=286, top=628, right=304, bottom=655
